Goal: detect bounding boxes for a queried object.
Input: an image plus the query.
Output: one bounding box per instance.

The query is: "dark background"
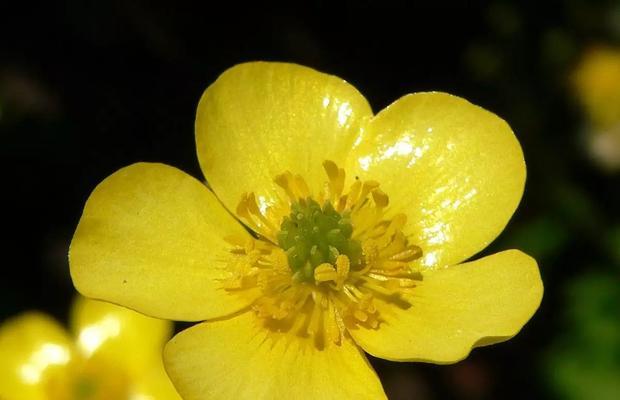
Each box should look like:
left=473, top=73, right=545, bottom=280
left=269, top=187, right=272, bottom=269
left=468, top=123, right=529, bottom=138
left=2, top=1, right=619, bottom=399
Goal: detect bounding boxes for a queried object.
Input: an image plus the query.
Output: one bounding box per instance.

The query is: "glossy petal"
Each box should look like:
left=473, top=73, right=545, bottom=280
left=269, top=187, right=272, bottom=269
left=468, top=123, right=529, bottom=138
left=0, top=313, right=74, bottom=400
left=195, top=62, right=373, bottom=218
left=347, top=92, right=525, bottom=268
left=349, top=250, right=542, bottom=363
left=70, top=163, right=257, bottom=321
left=163, top=313, right=387, bottom=400
left=69, top=297, right=172, bottom=379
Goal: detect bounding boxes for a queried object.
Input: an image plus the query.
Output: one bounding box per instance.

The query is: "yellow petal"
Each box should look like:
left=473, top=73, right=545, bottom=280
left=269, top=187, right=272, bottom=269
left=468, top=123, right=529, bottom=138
left=349, top=250, right=542, bottom=364
left=69, top=296, right=172, bottom=380
left=196, top=62, right=372, bottom=218
left=70, top=162, right=258, bottom=321
left=0, top=313, right=74, bottom=400
left=163, top=313, right=387, bottom=400
left=131, top=355, right=182, bottom=400
left=347, top=92, right=526, bottom=268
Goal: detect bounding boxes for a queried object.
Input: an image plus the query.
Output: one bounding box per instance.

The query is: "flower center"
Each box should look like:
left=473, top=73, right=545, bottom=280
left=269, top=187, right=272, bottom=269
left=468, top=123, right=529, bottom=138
left=45, top=357, right=129, bottom=400
left=226, top=160, right=423, bottom=347
left=277, top=198, right=361, bottom=282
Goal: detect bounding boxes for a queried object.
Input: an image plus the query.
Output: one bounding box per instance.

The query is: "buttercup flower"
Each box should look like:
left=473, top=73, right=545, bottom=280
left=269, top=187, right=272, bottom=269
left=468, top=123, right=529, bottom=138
left=70, top=62, right=543, bottom=399
left=0, top=296, right=181, bottom=400
left=572, top=46, right=620, bottom=170
left=572, top=46, right=620, bottom=131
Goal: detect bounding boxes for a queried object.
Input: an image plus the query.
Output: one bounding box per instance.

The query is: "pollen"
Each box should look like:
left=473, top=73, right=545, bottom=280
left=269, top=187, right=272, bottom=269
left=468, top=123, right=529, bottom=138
left=227, top=160, right=423, bottom=347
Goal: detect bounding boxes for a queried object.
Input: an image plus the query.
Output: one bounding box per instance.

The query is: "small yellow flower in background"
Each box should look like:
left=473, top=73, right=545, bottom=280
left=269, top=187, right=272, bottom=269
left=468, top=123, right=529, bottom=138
left=0, top=296, right=181, bottom=400
left=572, top=46, right=620, bottom=170
left=70, top=62, right=543, bottom=399
left=572, top=46, right=620, bottom=131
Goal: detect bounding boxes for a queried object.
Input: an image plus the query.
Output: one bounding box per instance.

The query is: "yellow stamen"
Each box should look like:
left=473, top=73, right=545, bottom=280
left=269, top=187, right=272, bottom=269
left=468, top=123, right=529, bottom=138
left=323, top=160, right=345, bottom=201
left=314, top=263, right=339, bottom=283
left=226, top=160, right=423, bottom=347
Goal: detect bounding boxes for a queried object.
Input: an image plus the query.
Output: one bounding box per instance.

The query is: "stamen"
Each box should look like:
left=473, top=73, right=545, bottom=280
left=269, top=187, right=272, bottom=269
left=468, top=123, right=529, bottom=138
left=371, top=188, right=389, bottom=208
left=236, top=192, right=282, bottom=241
left=323, top=160, right=345, bottom=201
left=314, top=263, right=339, bottom=283
left=227, top=160, right=423, bottom=347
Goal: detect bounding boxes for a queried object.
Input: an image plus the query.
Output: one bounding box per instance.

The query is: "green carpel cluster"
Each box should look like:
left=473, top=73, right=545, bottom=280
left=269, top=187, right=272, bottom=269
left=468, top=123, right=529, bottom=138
left=277, top=198, right=362, bottom=281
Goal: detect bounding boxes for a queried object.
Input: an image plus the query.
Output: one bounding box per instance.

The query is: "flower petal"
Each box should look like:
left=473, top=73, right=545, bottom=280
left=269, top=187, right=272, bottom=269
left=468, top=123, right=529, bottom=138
left=131, top=355, right=182, bottom=400
left=347, top=92, right=526, bottom=267
left=163, top=313, right=387, bottom=400
left=69, top=296, right=173, bottom=381
left=0, top=313, right=74, bottom=400
left=70, top=163, right=259, bottom=322
left=195, top=62, right=372, bottom=219
left=349, top=250, right=542, bottom=363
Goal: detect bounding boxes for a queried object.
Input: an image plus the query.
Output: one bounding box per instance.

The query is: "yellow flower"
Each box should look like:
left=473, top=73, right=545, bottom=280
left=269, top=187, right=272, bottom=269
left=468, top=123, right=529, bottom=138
left=572, top=46, right=620, bottom=131
left=572, top=46, right=620, bottom=170
left=70, top=62, right=543, bottom=399
left=0, top=296, right=181, bottom=400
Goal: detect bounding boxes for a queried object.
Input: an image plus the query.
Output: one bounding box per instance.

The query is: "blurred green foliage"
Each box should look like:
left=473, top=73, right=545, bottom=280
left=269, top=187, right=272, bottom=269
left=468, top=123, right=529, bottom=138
left=545, top=272, right=620, bottom=400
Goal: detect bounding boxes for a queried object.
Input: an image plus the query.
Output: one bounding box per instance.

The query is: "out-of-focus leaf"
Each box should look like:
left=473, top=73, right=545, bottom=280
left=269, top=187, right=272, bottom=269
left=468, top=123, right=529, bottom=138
left=605, top=226, right=620, bottom=267
left=541, top=28, right=576, bottom=71
left=554, top=184, right=601, bottom=231
left=463, top=43, right=503, bottom=81
left=548, top=348, right=620, bottom=400
left=545, top=272, right=620, bottom=400
left=486, top=1, right=522, bottom=37
left=566, top=274, right=620, bottom=350
left=501, top=216, right=569, bottom=260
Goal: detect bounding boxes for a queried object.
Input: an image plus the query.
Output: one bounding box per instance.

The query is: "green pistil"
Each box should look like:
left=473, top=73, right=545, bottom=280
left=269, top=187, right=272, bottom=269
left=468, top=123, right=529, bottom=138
left=277, top=198, right=362, bottom=281
left=74, top=376, right=97, bottom=400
